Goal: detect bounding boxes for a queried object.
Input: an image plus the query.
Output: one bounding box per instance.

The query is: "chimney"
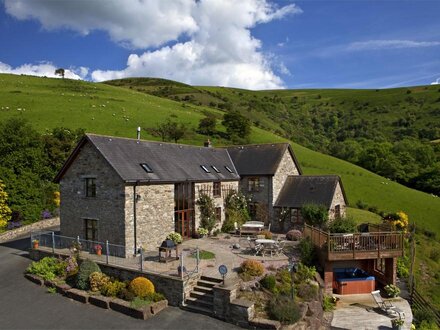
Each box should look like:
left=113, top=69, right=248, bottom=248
left=204, top=139, right=212, bottom=148
left=137, top=127, right=141, bottom=140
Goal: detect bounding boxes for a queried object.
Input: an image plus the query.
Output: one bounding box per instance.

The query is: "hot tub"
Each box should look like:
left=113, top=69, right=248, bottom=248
left=333, top=268, right=375, bottom=294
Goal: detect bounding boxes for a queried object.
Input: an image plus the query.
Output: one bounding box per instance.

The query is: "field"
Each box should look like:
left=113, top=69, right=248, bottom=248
left=1, top=73, right=440, bottom=306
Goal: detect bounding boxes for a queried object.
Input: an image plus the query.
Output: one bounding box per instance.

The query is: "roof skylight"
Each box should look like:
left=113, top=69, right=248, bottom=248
left=140, top=163, right=153, bottom=173
left=211, top=165, right=221, bottom=173
left=200, top=165, right=211, bottom=173
left=225, top=166, right=234, bottom=173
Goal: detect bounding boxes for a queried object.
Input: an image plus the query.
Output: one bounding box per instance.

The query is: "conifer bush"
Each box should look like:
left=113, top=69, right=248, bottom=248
left=76, top=259, right=101, bottom=290
left=239, top=259, right=264, bottom=278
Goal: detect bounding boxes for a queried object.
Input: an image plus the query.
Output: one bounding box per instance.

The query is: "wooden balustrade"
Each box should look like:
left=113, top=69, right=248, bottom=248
left=303, top=224, right=404, bottom=261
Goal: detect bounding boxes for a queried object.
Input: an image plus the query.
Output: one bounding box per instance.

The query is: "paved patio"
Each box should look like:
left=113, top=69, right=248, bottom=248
left=331, top=293, right=413, bottom=330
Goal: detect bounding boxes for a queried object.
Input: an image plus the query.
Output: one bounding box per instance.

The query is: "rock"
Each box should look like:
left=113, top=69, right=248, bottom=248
left=306, top=301, right=323, bottom=319
left=232, top=243, right=241, bottom=249
left=25, top=273, right=43, bottom=286
left=298, top=302, right=308, bottom=320
left=89, top=295, right=112, bottom=309
left=249, top=317, right=281, bottom=329
left=65, top=288, right=89, bottom=304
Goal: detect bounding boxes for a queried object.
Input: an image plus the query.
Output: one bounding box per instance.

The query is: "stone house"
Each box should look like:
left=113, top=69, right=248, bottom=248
left=55, top=134, right=239, bottom=256
left=226, top=144, right=347, bottom=232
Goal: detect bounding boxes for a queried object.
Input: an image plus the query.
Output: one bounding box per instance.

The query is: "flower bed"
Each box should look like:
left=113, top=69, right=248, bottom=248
left=24, top=256, right=168, bottom=320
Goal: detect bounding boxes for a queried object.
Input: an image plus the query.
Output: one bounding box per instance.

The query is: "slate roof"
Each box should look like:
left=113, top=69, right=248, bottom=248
left=226, top=143, right=302, bottom=176
left=55, top=134, right=240, bottom=183
left=275, top=175, right=347, bottom=208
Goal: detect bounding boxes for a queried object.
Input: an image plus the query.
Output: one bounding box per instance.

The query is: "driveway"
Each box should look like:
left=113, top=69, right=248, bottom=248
left=0, top=236, right=237, bottom=330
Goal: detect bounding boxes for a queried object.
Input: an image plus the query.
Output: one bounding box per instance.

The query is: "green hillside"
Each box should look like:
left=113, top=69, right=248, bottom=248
left=1, top=73, right=440, bottom=306
left=106, top=78, right=440, bottom=198
left=1, top=73, right=439, bottom=233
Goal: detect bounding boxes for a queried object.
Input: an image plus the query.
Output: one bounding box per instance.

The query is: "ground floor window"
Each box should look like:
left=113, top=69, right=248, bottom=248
left=290, top=208, right=301, bottom=224
left=84, top=219, right=98, bottom=241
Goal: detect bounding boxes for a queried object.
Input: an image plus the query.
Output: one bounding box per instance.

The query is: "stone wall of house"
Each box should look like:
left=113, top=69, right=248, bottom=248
left=329, top=182, right=346, bottom=221
left=194, top=181, right=238, bottom=232
left=59, top=142, right=127, bottom=247
left=272, top=149, right=300, bottom=205
left=125, top=183, right=175, bottom=255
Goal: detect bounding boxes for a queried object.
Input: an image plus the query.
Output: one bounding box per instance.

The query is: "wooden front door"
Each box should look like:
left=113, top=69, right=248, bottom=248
left=175, top=182, right=195, bottom=238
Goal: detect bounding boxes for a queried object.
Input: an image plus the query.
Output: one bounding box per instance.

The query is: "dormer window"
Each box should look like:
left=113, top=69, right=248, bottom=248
left=140, top=163, right=153, bottom=173
left=85, top=178, right=96, bottom=197
left=201, top=165, right=211, bottom=173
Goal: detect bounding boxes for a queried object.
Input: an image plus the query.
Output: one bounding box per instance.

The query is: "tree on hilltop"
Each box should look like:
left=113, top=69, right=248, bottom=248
left=55, top=68, right=65, bottom=79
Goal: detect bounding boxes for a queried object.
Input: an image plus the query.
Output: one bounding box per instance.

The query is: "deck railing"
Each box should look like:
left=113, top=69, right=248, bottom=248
left=303, top=224, right=404, bottom=260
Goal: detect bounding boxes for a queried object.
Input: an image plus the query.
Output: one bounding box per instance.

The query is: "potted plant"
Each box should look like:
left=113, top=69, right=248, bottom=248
left=94, top=244, right=102, bottom=256
left=166, top=232, right=182, bottom=245
left=32, top=239, right=39, bottom=249
left=391, top=318, right=405, bottom=330
left=177, top=265, right=187, bottom=277
left=384, top=284, right=401, bottom=298
left=196, top=227, right=208, bottom=238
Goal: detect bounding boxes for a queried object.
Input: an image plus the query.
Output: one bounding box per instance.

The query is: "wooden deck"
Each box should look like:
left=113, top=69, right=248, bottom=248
left=304, top=224, right=404, bottom=261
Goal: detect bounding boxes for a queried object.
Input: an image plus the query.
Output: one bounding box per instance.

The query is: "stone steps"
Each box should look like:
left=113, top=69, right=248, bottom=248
left=183, top=276, right=222, bottom=316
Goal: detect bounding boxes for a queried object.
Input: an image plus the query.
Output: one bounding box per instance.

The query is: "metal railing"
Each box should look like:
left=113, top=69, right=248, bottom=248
left=30, top=231, right=200, bottom=277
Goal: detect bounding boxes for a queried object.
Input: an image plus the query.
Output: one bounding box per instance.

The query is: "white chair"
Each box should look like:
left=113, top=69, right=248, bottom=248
left=371, top=290, right=405, bottom=319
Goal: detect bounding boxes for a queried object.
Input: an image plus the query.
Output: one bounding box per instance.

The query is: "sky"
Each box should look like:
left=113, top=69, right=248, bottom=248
left=0, top=0, right=439, bottom=90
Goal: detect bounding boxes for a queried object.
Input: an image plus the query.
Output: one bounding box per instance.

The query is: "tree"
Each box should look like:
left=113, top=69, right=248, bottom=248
left=301, top=203, right=328, bottom=228
left=222, top=111, right=250, bottom=141
left=198, top=116, right=216, bottom=136
left=149, top=118, right=188, bottom=143
left=0, top=180, right=11, bottom=229
left=55, top=68, right=65, bottom=79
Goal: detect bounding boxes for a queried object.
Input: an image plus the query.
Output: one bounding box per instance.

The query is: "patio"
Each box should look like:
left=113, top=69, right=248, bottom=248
left=331, top=294, right=413, bottom=330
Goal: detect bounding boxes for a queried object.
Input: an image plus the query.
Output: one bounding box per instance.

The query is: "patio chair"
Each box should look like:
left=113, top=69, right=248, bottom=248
left=275, top=240, right=286, bottom=256
left=371, top=290, right=405, bottom=319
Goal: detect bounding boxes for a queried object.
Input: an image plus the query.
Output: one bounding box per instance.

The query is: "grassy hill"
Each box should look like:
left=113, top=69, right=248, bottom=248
left=1, top=73, right=440, bottom=306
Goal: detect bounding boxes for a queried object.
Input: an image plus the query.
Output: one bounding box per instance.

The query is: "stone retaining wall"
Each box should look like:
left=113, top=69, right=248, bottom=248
left=29, top=249, right=185, bottom=306
left=0, top=217, right=60, bottom=243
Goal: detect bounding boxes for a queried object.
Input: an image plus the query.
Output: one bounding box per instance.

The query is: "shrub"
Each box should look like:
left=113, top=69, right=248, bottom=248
left=26, top=257, right=66, bottom=281
left=129, top=277, right=155, bottom=298
left=429, top=248, right=440, bottom=262
left=286, top=230, right=302, bottom=241
left=166, top=232, right=182, bottom=244
left=322, top=295, right=335, bottom=312
left=118, top=288, right=136, bottom=301
left=267, top=296, right=301, bottom=324
left=397, top=256, right=409, bottom=278
left=328, top=216, right=357, bottom=233
left=297, top=282, right=318, bottom=301
left=384, top=284, right=400, bottom=298
left=294, top=263, right=316, bottom=283
left=301, top=203, right=328, bottom=228
left=356, top=200, right=368, bottom=210
left=260, top=275, right=276, bottom=292
left=261, top=230, right=272, bottom=239
left=239, top=259, right=264, bottom=278
left=76, top=259, right=101, bottom=290
left=146, top=292, right=165, bottom=302
left=65, top=256, right=78, bottom=276
left=101, top=279, right=126, bottom=297
left=298, top=238, right=316, bottom=266
left=89, top=272, right=110, bottom=292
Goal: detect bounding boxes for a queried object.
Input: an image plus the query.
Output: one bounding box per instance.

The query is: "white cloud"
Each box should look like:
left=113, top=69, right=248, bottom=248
left=431, top=78, right=440, bottom=85
left=4, top=0, right=198, bottom=49
left=4, top=0, right=301, bottom=90
left=347, top=40, right=440, bottom=51
left=0, top=61, right=88, bottom=80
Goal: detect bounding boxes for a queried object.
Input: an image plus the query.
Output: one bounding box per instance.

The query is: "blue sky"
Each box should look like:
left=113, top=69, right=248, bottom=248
left=1, top=0, right=439, bottom=89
